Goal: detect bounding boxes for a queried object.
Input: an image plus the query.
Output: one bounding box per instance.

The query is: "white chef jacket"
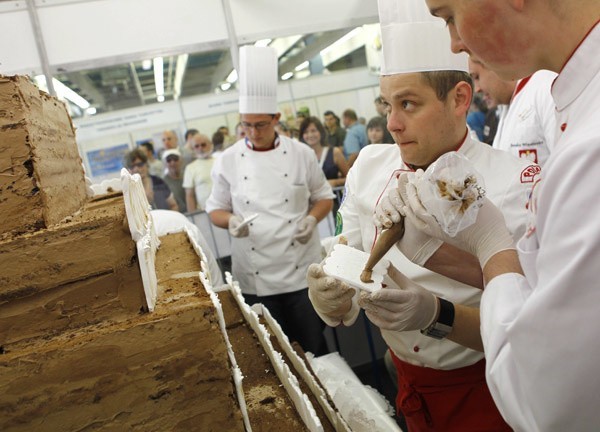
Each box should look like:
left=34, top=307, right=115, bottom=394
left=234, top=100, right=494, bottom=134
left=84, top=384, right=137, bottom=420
left=493, top=70, right=557, bottom=166
left=481, top=22, right=600, bottom=432
left=339, top=133, right=537, bottom=370
left=206, top=135, right=334, bottom=296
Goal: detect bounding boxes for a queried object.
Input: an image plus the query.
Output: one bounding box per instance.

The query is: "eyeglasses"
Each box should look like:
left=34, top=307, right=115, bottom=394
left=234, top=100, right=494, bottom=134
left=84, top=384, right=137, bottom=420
left=129, top=161, right=146, bottom=169
left=241, top=120, right=272, bottom=131
left=166, top=156, right=180, bottom=163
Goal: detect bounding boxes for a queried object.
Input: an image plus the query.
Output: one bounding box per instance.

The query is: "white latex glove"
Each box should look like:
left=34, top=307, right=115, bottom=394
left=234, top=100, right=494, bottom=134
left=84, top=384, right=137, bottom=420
left=307, top=262, right=359, bottom=327
left=373, top=173, right=442, bottom=266
left=404, top=181, right=515, bottom=267
left=358, top=265, right=439, bottom=332
left=228, top=215, right=250, bottom=238
left=294, top=215, right=318, bottom=244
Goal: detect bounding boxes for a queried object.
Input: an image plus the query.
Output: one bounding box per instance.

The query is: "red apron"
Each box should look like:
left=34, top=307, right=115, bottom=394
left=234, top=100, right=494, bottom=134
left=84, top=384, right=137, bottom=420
left=390, top=351, right=512, bottom=432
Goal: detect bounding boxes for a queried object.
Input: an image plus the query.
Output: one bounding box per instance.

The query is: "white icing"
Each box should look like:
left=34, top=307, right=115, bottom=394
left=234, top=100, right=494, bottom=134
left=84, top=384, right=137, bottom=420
left=120, top=168, right=159, bottom=311
left=251, top=303, right=352, bottom=432
left=307, top=352, right=402, bottom=432
left=203, top=267, right=252, bottom=431
left=226, top=275, right=324, bottom=432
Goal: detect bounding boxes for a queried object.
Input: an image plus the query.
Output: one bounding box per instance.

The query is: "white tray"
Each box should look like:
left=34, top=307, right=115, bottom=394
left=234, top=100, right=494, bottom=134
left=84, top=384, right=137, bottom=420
left=323, top=244, right=389, bottom=293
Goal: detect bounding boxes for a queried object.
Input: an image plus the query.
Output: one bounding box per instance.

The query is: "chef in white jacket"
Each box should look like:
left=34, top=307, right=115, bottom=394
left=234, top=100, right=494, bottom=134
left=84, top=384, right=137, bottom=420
left=469, top=57, right=556, bottom=166
left=395, top=0, right=600, bottom=430
left=206, top=46, right=334, bottom=356
left=308, top=0, right=537, bottom=429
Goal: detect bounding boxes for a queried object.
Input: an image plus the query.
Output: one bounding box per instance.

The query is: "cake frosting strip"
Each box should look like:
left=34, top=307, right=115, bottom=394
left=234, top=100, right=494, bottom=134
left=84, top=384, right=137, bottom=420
left=187, top=231, right=253, bottom=432
left=225, top=273, right=324, bottom=432
left=252, top=303, right=352, bottom=432
left=121, top=168, right=159, bottom=311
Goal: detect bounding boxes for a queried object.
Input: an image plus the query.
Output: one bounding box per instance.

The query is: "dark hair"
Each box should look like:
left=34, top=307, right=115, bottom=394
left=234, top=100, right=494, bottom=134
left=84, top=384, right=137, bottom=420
left=367, top=116, right=394, bottom=144
left=420, top=71, right=473, bottom=101
left=212, top=131, right=225, bottom=150
left=185, top=128, right=199, bottom=140
left=123, top=148, right=148, bottom=168
left=342, top=109, right=358, bottom=121
left=139, top=141, right=155, bottom=155
left=276, top=121, right=290, bottom=133
left=299, top=116, right=327, bottom=146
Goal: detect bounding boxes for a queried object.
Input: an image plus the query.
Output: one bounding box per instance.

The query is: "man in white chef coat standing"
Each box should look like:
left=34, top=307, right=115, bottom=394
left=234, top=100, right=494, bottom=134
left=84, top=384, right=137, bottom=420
left=393, top=0, right=600, bottom=430
left=206, top=45, right=334, bottom=356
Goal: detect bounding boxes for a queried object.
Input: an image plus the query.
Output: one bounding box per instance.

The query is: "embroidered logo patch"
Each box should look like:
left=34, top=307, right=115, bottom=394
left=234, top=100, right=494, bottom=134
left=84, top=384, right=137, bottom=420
left=519, top=149, right=538, bottom=163
left=520, top=165, right=541, bottom=183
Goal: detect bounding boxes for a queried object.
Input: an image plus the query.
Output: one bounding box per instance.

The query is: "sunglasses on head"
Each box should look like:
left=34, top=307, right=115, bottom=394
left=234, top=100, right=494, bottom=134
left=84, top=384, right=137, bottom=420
left=129, top=161, right=146, bottom=169
left=166, top=155, right=180, bottom=162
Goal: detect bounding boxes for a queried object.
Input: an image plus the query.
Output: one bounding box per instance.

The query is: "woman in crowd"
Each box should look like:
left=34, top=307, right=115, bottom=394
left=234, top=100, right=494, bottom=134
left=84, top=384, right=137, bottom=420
left=366, top=116, right=394, bottom=144
left=299, top=116, right=349, bottom=188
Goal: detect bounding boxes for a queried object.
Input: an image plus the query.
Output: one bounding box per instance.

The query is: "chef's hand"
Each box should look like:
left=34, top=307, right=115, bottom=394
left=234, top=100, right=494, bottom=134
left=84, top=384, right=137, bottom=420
left=404, top=180, right=514, bottom=267
left=294, top=215, right=318, bottom=244
left=359, top=265, right=439, bottom=332
left=228, top=215, right=249, bottom=238
left=373, top=173, right=443, bottom=266
left=307, top=262, right=359, bottom=327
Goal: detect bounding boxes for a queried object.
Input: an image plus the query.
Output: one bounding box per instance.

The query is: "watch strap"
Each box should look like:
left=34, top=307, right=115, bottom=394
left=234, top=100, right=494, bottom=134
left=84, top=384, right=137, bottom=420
left=420, top=297, right=455, bottom=340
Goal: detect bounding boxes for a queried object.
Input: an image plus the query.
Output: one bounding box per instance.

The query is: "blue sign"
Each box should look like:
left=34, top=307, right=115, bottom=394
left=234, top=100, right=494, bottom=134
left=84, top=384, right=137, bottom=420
left=87, top=143, right=130, bottom=177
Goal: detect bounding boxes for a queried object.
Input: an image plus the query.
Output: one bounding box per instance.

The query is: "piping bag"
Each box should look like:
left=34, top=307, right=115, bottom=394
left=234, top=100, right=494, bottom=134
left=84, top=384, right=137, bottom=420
left=360, top=217, right=405, bottom=283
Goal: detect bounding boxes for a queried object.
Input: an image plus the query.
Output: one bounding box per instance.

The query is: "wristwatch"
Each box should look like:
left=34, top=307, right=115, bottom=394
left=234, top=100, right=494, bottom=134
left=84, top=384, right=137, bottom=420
left=420, top=297, right=455, bottom=340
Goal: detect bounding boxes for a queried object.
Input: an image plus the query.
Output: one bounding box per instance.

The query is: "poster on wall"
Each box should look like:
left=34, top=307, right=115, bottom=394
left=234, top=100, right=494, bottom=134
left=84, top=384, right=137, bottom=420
left=87, top=143, right=130, bottom=178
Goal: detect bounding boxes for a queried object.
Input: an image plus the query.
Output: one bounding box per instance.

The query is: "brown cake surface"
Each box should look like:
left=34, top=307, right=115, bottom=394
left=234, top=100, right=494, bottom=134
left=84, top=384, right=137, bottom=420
left=0, top=232, right=245, bottom=432
left=0, top=74, right=87, bottom=236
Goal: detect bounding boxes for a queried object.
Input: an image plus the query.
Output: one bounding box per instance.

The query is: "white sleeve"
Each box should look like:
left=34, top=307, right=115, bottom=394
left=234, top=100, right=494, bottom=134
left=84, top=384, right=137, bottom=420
left=481, top=138, right=600, bottom=431
left=204, top=153, right=232, bottom=213
left=182, top=163, right=194, bottom=189
left=337, top=164, right=364, bottom=251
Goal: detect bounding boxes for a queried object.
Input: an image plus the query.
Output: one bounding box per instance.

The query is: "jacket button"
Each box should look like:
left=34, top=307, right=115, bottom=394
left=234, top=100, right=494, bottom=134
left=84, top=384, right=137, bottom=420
left=288, top=220, right=292, bottom=223
left=285, top=198, right=288, bottom=202
left=291, top=242, right=295, bottom=246
left=251, top=247, right=255, bottom=251
left=413, top=346, right=420, bottom=353
left=255, top=271, right=259, bottom=275
left=283, top=150, right=287, bottom=154
left=284, top=173, right=288, bottom=177
left=246, top=200, right=250, bottom=204
left=244, top=176, right=248, bottom=180
left=295, top=265, right=299, bottom=270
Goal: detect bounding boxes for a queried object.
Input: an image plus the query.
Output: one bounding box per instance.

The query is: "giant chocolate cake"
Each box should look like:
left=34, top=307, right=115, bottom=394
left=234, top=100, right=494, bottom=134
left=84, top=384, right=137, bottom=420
left=0, top=74, right=353, bottom=431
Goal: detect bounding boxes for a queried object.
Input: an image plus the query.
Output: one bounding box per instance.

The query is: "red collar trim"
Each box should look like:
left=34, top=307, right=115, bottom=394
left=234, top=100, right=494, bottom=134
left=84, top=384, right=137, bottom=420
left=512, top=75, right=533, bottom=101
left=245, top=135, right=280, bottom=152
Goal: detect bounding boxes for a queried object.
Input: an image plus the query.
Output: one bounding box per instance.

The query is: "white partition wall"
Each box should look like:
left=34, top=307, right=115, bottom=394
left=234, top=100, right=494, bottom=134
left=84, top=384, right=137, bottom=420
left=1, top=0, right=377, bottom=75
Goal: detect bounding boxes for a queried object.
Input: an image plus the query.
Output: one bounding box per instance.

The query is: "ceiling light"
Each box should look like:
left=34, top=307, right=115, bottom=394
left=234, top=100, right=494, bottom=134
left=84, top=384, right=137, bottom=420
left=174, top=53, right=189, bottom=99
left=295, top=61, right=309, bottom=72
left=153, top=57, right=164, bottom=99
left=254, top=38, right=272, bottom=47
left=226, top=69, right=238, bottom=84
left=34, top=75, right=91, bottom=109
left=142, top=59, right=152, bottom=70
left=157, top=95, right=165, bottom=102
left=220, top=82, right=231, bottom=91
left=320, top=27, right=364, bottom=57
left=281, top=72, right=294, bottom=81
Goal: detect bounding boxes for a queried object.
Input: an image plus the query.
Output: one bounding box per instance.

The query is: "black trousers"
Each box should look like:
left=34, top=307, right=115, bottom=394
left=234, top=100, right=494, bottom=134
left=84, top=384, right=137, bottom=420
left=243, top=288, right=329, bottom=357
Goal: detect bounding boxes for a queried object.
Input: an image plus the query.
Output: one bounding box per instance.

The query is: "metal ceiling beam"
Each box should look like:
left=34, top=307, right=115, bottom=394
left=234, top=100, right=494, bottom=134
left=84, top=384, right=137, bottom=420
left=278, top=29, right=349, bottom=76
left=129, top=63, right=146, bottom=106
left=67, top=71, right=106, bottom=107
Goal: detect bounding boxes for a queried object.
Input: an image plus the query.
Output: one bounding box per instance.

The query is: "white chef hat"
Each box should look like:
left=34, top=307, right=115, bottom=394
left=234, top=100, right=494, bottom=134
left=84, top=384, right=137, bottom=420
left=378, top=0, right=468, bottom=75
left=238, top=45, right=278, bottom=114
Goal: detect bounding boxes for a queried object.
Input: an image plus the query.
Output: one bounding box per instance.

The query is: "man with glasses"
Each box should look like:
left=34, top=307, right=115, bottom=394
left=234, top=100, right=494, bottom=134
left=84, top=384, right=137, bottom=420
left=183, top=132, right=214, bottom=212
left=206, top=45, right=334, bottom=356
left=124, top=148, right=178, bottom=211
